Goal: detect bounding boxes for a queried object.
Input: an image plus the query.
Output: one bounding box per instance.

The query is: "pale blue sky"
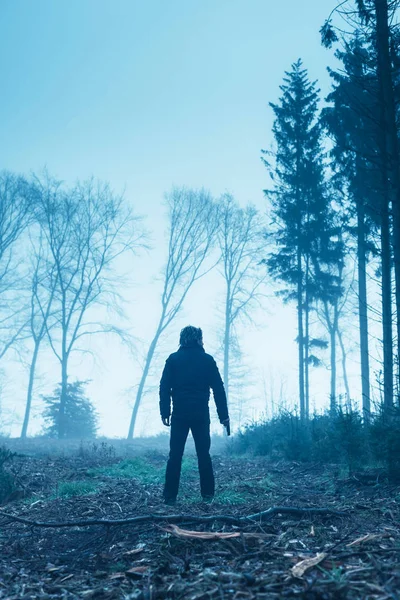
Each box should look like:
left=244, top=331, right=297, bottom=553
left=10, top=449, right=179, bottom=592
left=1, top=0, right=365, bottom=437
left=0, top=0, right=335, bottom=202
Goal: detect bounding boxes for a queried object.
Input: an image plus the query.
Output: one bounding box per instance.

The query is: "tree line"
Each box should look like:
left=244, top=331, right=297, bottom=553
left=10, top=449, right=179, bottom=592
left=264, top=0, right=400, bottom=420
left=0, top=176, right=265, bottom=438
left=2, top=0, right=398, bottom=438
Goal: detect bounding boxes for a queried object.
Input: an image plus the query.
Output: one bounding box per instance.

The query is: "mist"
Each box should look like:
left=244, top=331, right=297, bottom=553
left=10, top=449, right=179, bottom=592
left=1, top=2, right=400, bottom=598
left=0, top=0, right=376, bottom=439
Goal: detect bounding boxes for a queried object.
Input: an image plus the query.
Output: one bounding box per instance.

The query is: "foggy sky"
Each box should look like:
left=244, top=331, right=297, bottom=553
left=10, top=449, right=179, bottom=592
left=0, top=0, right=370, bottom=437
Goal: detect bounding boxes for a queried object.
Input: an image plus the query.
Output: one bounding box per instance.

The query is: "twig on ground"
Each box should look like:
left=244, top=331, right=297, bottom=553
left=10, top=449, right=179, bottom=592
left=0, top=506, right=346, bottom=529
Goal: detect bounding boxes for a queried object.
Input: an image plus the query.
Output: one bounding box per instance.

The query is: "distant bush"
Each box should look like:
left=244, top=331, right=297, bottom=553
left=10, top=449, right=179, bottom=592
left=42, top=381, right=98, bottom=439
left=369, top=406, right=400, bottom=482
left=230, top=408, right=371, bottom=474
left=0, top=446, right=16, bottom=503
left=77, top=440, right=116, bottom=465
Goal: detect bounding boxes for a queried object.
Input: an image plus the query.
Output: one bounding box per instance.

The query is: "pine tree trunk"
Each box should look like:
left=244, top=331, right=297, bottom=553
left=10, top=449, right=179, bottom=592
left=330, top=299, right=340, bottom=414
left=357, top=198, right=371, bottom=420
left=297, top=248, right=306, bottom=420
left=329, top=327, right=336, bottom=414
left=21, top=341, right=40, bottom=439
left=375, top=0, right=400, bottom=403
left=304, top=257, right=310, bottom=419
left=304, top=293, right=310, bottom=419
left=380, top=173, right=394, bottom=411
left=337, top=326, right=351, bottom=410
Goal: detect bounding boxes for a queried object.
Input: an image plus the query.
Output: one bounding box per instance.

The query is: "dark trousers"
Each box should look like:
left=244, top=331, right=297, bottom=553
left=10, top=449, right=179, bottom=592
left=164, top=416, right=215, bottom=500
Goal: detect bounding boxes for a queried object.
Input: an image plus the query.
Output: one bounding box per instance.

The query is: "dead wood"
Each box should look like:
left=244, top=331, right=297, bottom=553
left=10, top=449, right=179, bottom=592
left=0, top=505, right=346, bottom=529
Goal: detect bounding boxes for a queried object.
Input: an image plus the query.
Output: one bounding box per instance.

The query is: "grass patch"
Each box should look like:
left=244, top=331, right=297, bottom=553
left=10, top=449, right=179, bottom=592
left=180, top=456, right=197, bottom=479
left=182, top=480, right=248, bottom=505
left=90, top=455, right=197, bottom=485
left=57, top=480, right=97, bottom=497
left=216, top=488, right=247, bottom=505
left=90, top=457, right=163, bottom=483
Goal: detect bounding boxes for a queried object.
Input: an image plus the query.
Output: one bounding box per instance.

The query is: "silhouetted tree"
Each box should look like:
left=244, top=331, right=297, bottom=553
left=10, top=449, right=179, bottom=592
left=0, top=171, right=32, bottom=360
left=373, top=0, right=400, bottom=410
left=20, top=232, right=57, bottom=438
left=322, top=8, right=399, bottom=416
left=127, top=187, right=218, bottom=439
left=216, top=194, right=266, bottom=411
left=313, top=227, right=347, bottom=413
left=35, top=174, right=142, bottom=438
left=263, top=60, right=331, bottom=419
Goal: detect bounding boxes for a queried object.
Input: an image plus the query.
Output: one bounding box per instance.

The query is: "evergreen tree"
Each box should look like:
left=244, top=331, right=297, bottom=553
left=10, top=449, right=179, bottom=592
left=311, top=199, right=347, bottom=413
left=42, top=381, right=98, bottom=439
left=324, top=35, right=390, bottom=417
left=263, top=60, right=335, bottom=419
left=322, top=0, right=400, bottom=415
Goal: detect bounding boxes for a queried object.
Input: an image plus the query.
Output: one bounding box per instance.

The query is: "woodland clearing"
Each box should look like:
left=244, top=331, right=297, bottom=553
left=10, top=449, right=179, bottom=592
left=0, top=438, right=399, bottom=599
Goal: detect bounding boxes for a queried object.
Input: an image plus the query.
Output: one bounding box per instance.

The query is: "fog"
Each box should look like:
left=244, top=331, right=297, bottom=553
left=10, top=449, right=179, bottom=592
left=0, top=0, right=384, bottom=438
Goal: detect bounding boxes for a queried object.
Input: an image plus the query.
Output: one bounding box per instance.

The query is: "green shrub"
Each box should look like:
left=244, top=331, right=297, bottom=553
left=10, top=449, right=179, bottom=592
left=229, top=412, right=312, bottom=461
left=309, top=410, right=368, bottom=471
left=230, top=408, right=368, bottom=471
left=0, top=446, right=16, bottom=503
left=370, top=406, right=400, bottom=481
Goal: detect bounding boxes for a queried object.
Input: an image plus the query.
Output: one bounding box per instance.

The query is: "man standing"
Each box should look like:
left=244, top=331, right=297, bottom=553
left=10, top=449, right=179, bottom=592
left=159, top=326, right=230, bottom=504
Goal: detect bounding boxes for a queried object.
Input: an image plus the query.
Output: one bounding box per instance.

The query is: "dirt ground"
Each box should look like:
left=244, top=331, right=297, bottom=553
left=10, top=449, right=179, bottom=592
left=0, top=438, right=400, bottom=599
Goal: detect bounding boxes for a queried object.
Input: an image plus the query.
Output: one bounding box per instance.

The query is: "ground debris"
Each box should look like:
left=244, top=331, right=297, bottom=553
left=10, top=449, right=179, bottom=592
left=0, top=450, right=399, bottom=599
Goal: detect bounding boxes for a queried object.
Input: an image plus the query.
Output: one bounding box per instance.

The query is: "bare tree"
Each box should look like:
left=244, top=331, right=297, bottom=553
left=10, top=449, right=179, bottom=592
left=20, top=232, right=58, bottom=438
left=0, top=171, right=32, bottom=360
left=217, top=194, right=267, bottom=410
left=35, top=174, right=143, bottom=438
left=127, top=187, right=218, bottom=439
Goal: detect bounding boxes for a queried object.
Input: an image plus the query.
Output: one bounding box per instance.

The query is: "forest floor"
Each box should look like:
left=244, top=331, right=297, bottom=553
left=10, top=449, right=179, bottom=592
left=0, top=438, right=400, bottom=599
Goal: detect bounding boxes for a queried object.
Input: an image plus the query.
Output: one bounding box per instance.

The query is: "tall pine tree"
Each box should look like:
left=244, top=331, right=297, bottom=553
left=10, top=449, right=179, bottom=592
left=263, top=60, right=334, bottom=419
left=322, top=0, right=400, bottom=415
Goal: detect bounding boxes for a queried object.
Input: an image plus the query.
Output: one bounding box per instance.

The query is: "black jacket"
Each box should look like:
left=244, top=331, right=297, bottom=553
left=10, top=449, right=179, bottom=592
left=159, top=345, right=229, bottom=423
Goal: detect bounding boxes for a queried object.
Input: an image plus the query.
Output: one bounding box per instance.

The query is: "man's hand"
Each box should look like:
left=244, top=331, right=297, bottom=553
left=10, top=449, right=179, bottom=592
left=222, top=418, right=230, bottom=436
left=162, top=416, right=171, bottom=427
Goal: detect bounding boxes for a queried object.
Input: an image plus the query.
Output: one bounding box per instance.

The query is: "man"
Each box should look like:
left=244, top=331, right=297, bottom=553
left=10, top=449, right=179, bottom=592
left=159, top=325, right=230, bottom=504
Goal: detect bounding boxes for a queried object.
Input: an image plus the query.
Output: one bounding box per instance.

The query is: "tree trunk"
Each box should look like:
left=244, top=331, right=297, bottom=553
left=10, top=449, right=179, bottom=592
left=20, top=341, right=41, bottom=439
left=357, top=198, right=371, bottom=420
left=375, top=0, right=400, bottom=401
left=223, top=284, right=231, bottom=407
left=59, top=357, right=68, bottom=439
left=337, top=326, right=351, bottom=410
left=304, top=257, right=310, bottom=419
left=380, top=170, right=394, bottom=411
left=297, top=248, right=306, bottom=420
left=127, top=332, right=160, bottom=439
left=330, top=298, right=340, bottom=414
left=329, top=324, right=337, bottom=414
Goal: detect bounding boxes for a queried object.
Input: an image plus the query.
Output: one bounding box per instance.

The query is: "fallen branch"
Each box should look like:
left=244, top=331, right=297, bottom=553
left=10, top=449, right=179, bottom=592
left=164, top=524, right=276, bottom=540
left=291, top=552, right=328, bottom=578
left=0, top=506, right=346, bottom=529
left=245, top=507, right=345, bottom=521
